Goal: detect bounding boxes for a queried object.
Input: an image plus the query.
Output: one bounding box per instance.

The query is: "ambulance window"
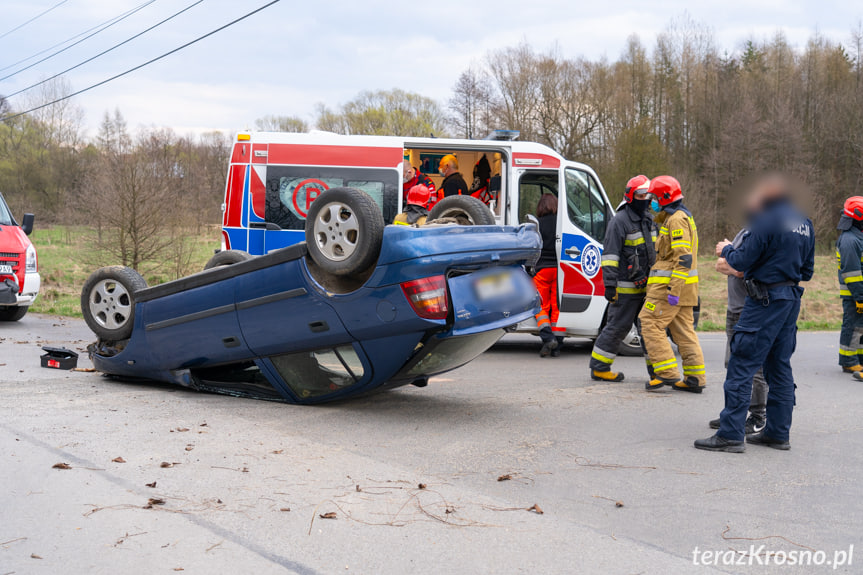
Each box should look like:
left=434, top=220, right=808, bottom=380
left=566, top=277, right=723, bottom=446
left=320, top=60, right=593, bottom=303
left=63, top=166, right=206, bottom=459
left=518, top=172, right=558, bottom=224
left=564, top=168, right=608, bottom=242
left=264, top=166, right=399, bottom=229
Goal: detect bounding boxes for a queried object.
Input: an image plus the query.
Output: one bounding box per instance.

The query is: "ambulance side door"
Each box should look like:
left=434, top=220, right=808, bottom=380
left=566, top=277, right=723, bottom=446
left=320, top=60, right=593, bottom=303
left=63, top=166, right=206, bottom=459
left=555, top=165, right=612, bottom=335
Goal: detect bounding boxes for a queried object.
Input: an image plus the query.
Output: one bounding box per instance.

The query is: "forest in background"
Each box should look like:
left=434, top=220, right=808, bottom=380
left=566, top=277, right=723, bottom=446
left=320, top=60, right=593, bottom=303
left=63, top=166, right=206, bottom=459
left=1, top=15, right=862, bottom=271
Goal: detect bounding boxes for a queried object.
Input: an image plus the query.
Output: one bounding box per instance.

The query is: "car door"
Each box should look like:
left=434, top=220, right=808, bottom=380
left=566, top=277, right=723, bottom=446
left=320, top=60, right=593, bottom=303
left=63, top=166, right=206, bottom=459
left=556, top=165, right=613, bottom=336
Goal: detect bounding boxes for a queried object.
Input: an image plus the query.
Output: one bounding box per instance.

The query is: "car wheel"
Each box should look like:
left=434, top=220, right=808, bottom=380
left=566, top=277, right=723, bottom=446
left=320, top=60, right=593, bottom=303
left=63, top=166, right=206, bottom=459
left=618, top=323, right=644, bottom=356
left=304, top=187, right=384, bottom=277
left=204, top=250, right=253, bottom=270
left=81, top=266, right=148, bottom=341
left=0, top=306, right=28, bottom=322
left=428, top=195, right=495, bottom=225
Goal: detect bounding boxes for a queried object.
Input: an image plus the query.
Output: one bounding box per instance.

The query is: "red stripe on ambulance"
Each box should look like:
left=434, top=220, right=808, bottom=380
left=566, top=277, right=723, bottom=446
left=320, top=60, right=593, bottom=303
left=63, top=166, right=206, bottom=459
left=267, top=144, right=403, bottom=167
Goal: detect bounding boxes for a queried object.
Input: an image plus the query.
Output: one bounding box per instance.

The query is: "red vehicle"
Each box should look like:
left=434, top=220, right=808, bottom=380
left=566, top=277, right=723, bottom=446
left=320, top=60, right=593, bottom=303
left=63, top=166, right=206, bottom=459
left=0, top=191, right=38, bottom=322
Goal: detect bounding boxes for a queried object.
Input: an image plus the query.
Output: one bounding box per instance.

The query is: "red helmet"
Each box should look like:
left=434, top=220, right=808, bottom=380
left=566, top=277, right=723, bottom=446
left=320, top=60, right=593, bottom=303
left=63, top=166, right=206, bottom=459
left=624, top=175, right=650, bottom=203
left=844, top=196, right=863, bottom=221
left=406, top=184, right=431, bottom=207
left=648, top=175, right=683, bottom=206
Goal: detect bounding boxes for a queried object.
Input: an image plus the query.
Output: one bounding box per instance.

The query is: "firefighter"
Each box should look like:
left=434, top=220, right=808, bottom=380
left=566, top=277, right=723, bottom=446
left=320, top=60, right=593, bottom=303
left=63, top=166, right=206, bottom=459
left=393, top=185, right=430, bottom=226
left=533, top=193, right=565, bottom=357
left=589, top=175, right=656, bottom=381
left=836, top=196, right=863, bottom=377
left=696, top=174, right=815, bottom=452
left=638, top=175, right=705, bottom=392
left=438, top=154, right=468, bottom=200
left=403, top=164, right=437, bottom=209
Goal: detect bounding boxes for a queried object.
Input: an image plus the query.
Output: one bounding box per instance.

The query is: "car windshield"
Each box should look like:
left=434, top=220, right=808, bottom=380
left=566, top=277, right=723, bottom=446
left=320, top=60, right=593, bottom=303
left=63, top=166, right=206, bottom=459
left=0, top=194, right=14, bottom=226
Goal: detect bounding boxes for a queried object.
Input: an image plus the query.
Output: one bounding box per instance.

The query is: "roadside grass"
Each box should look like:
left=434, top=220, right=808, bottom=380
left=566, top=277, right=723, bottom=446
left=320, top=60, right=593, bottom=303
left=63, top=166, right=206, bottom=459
left=696, top=255, right=840, bottom=331
left=30, top=226, right=219, bottom=318
left=26, top=227, right=844, bottom=330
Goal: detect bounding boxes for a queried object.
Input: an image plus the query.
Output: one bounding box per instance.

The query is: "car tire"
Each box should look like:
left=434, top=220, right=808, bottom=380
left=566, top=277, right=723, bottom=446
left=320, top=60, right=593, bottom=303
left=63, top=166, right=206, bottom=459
left=204, top=250, right=253, bottom=270
left=304, top=187, right=384, bottom=277
left=81, top=266, right=148, bottom=341
left=0, top=306, right=28, bottom=322
left=428, top=195, right=496, bottom=225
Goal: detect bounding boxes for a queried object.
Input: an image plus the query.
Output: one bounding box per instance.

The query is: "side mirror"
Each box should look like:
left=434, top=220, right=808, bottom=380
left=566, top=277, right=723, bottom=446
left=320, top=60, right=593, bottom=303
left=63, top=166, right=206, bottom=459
left=21, top=213, right=34, bottom=236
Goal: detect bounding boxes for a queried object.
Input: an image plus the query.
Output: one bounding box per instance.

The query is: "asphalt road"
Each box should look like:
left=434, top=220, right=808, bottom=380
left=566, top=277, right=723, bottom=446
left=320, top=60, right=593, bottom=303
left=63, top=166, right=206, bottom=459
left=1, top=315, right=860, bottom=575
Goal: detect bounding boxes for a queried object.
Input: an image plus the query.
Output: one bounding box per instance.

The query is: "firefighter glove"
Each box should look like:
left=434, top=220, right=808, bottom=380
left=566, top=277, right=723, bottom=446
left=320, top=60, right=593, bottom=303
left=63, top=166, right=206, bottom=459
left=856, top=301, right=863, bottom=314
left=604, top=286, right=617, bottom=302
left=633, top=276, right=647, bottom=289
left=667, top=294, right=680, bottom=306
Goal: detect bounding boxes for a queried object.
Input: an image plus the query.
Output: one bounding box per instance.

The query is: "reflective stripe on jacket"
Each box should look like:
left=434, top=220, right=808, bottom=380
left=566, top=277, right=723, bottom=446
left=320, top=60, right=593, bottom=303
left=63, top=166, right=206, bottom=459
left=837, top=227, right=863, bottom=300
left=647, top=207, right=699, bottom=306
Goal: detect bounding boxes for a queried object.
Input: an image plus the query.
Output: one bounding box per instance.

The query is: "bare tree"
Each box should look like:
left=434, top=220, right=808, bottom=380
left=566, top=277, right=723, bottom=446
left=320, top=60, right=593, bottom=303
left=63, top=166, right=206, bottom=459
left=315, top=89, right=447, bottom=137
left=448, top=67, right=494, bottom=139
left=254, top=114, right=308, bottom=132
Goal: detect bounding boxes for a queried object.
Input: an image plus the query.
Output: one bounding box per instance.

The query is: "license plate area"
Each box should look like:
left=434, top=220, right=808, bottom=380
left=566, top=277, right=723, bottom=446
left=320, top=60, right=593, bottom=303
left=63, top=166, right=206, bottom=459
left=474, top=270, right=517, bottom=301
left=0, top=265, right=13, bottom=275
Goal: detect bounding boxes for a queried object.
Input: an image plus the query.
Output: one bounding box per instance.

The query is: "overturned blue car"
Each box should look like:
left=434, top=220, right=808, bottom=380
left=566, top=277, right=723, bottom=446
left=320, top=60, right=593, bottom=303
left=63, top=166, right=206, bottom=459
left=81, top=189, right=540, bottom=404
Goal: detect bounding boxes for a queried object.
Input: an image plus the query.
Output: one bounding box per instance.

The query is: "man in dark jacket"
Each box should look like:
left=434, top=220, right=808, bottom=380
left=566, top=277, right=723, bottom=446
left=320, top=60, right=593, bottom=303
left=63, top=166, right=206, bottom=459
left=696, top=175, right=815, bottom=453
left=438, top=154, right=468, bottom=200
left=589, top=175, right=656, bottom=381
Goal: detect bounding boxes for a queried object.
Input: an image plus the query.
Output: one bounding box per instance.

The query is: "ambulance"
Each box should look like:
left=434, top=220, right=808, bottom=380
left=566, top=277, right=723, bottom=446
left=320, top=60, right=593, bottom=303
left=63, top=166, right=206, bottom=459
left=0, top=191, right=38, bottom=322
left=219, top=130, right=642, bottom=353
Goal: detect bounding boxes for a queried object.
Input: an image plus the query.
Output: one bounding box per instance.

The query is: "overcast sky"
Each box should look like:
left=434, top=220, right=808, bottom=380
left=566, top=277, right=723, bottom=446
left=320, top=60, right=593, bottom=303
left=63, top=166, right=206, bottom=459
left=0, top=0, right=860, bottom=138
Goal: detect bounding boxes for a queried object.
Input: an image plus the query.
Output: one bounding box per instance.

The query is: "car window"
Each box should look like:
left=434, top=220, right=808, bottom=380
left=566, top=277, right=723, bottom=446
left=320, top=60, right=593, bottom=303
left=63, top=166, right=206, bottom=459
left=270, top=345, right=365, bottom=399
left=564, top=168, right=608, bottom=242
left=191, top=361, right=284, bottom=401
left=264, top=166, right=398, bottom=229
left=0, top=194, right=14, bottom=226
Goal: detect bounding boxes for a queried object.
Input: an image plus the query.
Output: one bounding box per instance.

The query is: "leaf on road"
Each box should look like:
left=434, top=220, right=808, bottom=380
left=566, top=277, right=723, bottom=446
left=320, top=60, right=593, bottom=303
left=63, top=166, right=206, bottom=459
left=497, top=474, right=512, bottom=482
left=31, top=553, right=42, bottom=559
left=615, top=501, right=624, bottom=508
left=112, top=457, right=126, bottom=463
left=184, top=445, right=194, bottom=451
left=145, top=481, right=157, bottom=488
left=319, top=512, right=337, bottom=519
left=52, top=463, right=71, bottom=470
left=528, top=504, right=544, bottom=515
left=176, top=427, right=190, bottom=432
left=417, top=483, right=427, bottom=490
left=271, top=449, right=283, bottom=454
left=279, top=507, right=291, bottom=512
left=144, top=498, right=166, bottom=509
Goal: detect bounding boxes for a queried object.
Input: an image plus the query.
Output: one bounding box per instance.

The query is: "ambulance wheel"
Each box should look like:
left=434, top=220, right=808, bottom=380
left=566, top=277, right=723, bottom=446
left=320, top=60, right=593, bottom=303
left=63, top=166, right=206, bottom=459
left=204, top=250, right=253, bottom=270
left=305, top=187, right=384, bottom=277
left=0, top=306, right=28, bottom=321
left=81, top=266, right=147, bottom=341
left=428, top=195, right=495, bottom=225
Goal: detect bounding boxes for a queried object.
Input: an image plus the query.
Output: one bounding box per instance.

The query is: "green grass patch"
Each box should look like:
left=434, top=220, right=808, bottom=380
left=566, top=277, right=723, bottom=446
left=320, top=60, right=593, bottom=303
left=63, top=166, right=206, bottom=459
left=29, top=226, right=220, bottom=318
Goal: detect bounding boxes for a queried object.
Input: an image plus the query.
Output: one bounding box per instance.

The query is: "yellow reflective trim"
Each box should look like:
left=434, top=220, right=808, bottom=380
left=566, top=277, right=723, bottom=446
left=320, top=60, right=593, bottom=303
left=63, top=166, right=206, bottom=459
left=846, top=276, right=863, bottom=283
left=841, top=289, right=853, bottom=296
left=647, top=277, right=670, bottom=284
left=617, top=287, right=646, bottom=294
left=839, top=349, right=857, bottom=356
left=659, top=227, right=669, bottom=235
left=671, top=271, right=689, bottom=279
left=685, top=276, right=699, bottom=284
left=591, top=351, right=615, bottom=364
left=602, top=260, right=619, bottom=268
left=652, top=358, right=678, bottom=370
left=670, top=242, right=691, bottom=249
left=624, top=237, right=646, bottom=246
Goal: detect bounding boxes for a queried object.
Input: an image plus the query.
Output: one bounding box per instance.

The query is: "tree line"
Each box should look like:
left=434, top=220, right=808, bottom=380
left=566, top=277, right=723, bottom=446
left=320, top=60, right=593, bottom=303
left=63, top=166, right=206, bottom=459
left=1, top=15, right=861, bottom=268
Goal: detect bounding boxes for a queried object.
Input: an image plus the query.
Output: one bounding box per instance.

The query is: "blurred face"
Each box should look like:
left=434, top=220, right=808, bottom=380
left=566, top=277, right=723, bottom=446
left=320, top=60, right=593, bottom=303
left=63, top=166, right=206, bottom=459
left=633, top=190, right=649, bottom=201
left=403, top=164, right=415, bottom=183
left=439, top=161, right=452, bottom=177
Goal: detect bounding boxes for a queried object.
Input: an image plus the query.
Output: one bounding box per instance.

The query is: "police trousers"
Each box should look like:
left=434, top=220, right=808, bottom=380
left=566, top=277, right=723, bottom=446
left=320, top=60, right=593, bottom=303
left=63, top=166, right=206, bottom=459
left=726, top=310, right=768, bottom=418
left=590, top=293, right=645, bottom=371
left=838, top=299, right=863, bottom=367
left=718, top=291, right=802, bottom=442
left=638, top=299, right=705, bottom=384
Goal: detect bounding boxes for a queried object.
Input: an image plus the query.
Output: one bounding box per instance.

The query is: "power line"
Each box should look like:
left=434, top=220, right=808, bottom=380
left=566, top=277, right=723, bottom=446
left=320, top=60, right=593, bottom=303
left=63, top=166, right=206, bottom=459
left=0, top=0, right=71, bottom=41
left=0, top=0, right=157, bottom=74
left=0, top=0, right=281, bottom=123
left=3, top=0, right=203, bottom=93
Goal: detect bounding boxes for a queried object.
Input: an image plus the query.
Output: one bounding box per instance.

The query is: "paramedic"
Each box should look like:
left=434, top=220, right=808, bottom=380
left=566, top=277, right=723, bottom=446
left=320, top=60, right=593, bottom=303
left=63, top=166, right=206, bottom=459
left=696, top=174, right=815, bottom=453
left=533, top=194, right=565, bottom=357
left=403, top=164, right=436, bottom=208
left=638, top=175, right=705, bottom=393
left=589, top=175, right=656, bottom=381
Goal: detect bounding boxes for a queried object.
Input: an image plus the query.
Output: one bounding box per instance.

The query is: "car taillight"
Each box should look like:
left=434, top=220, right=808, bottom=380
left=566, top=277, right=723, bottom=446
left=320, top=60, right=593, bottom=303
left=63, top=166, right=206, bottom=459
left=401, top=275, right=448, bottom=320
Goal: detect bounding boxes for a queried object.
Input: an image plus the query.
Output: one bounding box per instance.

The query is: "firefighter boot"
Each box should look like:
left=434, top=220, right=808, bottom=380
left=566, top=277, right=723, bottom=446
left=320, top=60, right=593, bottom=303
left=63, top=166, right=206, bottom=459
left=591, top=370, right=624, bottom=382
left=645, top=376, right=678, bottom=391
left=854, top=372, right=863, bottom=382
left=672, top=376, right=704, bottom=394
left=843, top=365, right=863, bottom=374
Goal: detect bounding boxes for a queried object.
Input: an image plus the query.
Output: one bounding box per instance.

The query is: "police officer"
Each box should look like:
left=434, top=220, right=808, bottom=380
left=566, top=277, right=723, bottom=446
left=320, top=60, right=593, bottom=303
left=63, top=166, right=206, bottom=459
left=638, top=176, right=705, bottom=392
left=589, top=175, right=656, bottom=381
left=836, top=196, right=863, bottom=376
left=695, top=175, right=815, bottom=453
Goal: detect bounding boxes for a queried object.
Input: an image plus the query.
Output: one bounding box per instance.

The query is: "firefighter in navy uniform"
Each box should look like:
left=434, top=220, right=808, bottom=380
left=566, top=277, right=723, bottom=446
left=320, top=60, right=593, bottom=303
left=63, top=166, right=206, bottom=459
left=696, top=175, right=815, bottom=453
left=835, top=197, right=863, bottom=377
left=638, top=176, right=705, bottom=392
left=589, top=175, right=656, bottom=381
